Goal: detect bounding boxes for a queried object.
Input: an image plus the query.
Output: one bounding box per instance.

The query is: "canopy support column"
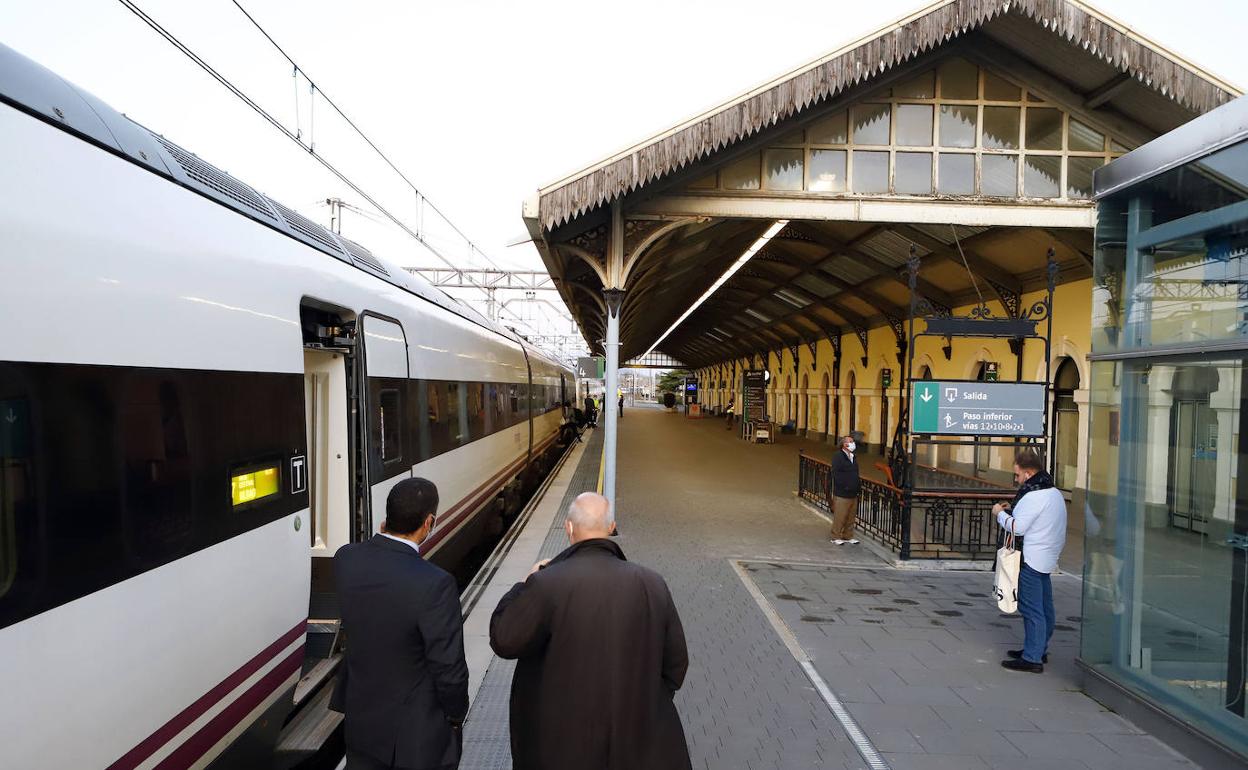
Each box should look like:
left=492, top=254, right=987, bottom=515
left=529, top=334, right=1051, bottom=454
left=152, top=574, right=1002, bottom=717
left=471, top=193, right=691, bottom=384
left=603, top=287, right=624, bottom=511
left=602, top=199, right=626, bottom=514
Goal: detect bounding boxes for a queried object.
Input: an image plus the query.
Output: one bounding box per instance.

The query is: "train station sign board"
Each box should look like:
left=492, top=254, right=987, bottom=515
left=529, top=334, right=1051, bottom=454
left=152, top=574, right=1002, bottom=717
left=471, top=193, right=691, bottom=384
left=742, top=370, right=767, bottom=422
left=910, top=380, right=1046, bottom=437
left=576, top=356, right=605, bottom=379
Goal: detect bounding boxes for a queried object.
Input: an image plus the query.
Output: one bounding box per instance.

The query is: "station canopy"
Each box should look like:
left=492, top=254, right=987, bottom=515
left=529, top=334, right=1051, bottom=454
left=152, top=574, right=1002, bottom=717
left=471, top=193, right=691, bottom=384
left=523, top=0, right=1239, bottom=367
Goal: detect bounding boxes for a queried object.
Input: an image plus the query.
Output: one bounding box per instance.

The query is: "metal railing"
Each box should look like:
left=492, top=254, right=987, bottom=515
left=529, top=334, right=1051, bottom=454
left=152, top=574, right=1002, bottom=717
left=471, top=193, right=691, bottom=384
left=799, top=451, right=1011, bottom=560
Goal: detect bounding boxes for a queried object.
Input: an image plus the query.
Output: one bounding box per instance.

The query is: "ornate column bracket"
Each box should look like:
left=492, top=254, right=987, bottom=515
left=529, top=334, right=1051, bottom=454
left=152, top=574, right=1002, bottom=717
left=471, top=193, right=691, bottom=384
left=984, top=277, right=1022, bottom=319
left=807, top=340, right=817, bottom=371
left=854, top=326, right=869, bottom=367
left=886, top=314, right=907, bottom=365
left=603, top=288, right=625, bottom=319
left=788, top=344, right=800, bottom=380
left=556, top=224, right=609, bottom=285
left=909, top=245, right=952, bottom=319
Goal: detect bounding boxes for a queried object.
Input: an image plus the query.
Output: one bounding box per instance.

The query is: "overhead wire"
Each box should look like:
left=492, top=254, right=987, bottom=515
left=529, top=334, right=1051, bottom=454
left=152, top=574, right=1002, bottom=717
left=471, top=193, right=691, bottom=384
left=117, top=0, right=581, bottom=357
left=227, top=0, right=502, bottom=269
left=115, top=0, right=474, bottom=274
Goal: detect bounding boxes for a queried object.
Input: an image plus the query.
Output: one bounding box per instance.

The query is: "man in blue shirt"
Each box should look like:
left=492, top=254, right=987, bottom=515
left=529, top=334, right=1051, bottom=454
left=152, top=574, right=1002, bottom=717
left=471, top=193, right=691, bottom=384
left=993, top=449, right=1067, bottom=673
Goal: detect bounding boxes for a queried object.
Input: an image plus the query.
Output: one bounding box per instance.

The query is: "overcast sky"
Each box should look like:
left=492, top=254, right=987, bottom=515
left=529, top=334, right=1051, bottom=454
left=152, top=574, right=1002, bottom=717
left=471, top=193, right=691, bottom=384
left=2, top=0, right=1245, bottom=343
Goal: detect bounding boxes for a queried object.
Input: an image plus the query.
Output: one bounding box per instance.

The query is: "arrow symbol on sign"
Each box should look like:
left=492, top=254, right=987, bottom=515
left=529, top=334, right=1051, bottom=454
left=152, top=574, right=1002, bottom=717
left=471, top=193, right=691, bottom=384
left=944, top=387, right=958, bottom=403
left=920, top=387, right=933, bottom=403
left=3, top=409, right=15, bottom=424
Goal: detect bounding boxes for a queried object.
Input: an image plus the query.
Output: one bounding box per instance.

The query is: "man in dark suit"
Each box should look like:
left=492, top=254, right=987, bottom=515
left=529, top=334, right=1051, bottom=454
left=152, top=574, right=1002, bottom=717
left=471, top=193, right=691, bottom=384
left=829, top=434, right=861, bottom=545
left=333, top=478, right=469, bottom=770
left=489, top=493, right=691, bottom=770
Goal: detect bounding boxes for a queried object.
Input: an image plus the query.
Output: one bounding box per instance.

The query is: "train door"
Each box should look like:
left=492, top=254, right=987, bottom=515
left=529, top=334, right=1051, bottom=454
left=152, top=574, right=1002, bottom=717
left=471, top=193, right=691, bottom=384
left=300, top=302, right=357, bottom=666
left=361, top=314, right=412, bottom=533
left=304, top=349, right=351, bottom=559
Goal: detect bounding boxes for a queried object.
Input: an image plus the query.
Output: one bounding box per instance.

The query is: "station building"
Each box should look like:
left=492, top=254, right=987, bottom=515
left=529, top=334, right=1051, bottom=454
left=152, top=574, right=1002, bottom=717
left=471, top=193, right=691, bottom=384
left=523, top=0, right=1243, bottom=762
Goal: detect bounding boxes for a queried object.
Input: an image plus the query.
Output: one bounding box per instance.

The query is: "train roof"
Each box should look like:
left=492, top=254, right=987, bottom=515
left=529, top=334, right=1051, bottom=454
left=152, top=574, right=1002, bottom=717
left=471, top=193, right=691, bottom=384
left=0, top=41, right=568, bottom=369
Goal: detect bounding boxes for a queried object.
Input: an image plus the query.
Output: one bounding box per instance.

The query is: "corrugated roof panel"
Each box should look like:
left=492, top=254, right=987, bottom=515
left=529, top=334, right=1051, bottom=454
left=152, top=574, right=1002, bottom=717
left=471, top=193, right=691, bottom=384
left=858, top=230, right=921, bottom=267
left=794, top=274, right=842, bottom=298
left=821, top=259, right=875, bottom=285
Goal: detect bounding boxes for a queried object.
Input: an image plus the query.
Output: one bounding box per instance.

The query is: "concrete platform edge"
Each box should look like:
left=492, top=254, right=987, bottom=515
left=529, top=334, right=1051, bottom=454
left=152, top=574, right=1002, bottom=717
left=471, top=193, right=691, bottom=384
left=462, top=436, right=590, bottom=705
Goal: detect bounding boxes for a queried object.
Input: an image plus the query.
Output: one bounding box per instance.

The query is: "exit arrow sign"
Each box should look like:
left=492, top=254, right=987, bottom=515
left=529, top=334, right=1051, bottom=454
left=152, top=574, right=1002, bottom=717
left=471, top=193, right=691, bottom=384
left=913, top=382, right=939, bottom=432
left=910, top=380, right=1047, bottom=437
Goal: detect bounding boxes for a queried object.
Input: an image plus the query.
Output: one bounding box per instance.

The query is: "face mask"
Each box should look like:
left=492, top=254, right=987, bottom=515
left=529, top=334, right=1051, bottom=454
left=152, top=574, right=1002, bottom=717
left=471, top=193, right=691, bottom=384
left=846, top=442, right=856, bottom=453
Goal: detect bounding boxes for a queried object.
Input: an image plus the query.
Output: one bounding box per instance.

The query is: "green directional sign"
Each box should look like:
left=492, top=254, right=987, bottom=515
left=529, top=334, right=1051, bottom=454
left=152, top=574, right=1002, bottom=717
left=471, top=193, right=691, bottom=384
left=911, top=380, right=1046, bottom=437
left=912, top=381, right=940, bottom=433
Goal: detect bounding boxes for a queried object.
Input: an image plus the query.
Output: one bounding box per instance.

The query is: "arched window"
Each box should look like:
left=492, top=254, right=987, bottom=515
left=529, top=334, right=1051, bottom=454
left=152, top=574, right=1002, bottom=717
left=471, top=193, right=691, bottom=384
left=1052, top=357, right=1081, bottom=489
left=846, top=370, right=857, bottom=440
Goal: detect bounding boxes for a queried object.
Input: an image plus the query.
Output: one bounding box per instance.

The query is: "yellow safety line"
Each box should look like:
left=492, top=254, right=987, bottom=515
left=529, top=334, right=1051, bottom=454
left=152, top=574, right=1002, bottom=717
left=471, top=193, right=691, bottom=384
left=596, top=437, right=605, bottom=494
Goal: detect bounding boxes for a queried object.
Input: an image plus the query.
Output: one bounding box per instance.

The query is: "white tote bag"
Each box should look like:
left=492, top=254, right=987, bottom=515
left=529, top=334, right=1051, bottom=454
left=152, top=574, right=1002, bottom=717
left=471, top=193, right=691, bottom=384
left=994, top=523, right=1021, bottom=614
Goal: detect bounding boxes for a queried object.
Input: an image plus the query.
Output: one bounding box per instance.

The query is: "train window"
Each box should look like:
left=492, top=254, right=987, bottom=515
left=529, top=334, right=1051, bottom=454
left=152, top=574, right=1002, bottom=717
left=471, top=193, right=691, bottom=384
left=517, top=384, right=529, bottom=420
left=508, top=384, right=519, bottom=420
left=121, top=377, right=193, bottom=564
left=488, top=383, right=505, bottom=433
left=414, top=381, right=432, bottom=461
left=427, top=381, right=452, bottom=457
left=466, top=383, right=486, bottom=440
left=379, top=388, right=402, bottom=463
left=0, top=389, right=31, bottom=603
left=447, top=382, right=465, bottom=446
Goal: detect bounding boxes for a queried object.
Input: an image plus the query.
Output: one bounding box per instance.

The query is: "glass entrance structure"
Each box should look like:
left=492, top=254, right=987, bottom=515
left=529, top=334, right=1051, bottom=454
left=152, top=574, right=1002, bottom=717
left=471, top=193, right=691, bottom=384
left=1084, top=96, right=1248, bottom=762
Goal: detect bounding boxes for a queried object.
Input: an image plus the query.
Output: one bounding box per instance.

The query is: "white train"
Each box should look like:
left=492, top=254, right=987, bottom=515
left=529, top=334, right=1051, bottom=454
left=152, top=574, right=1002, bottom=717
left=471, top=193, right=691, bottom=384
left=0, top=43, right=574, bottom=768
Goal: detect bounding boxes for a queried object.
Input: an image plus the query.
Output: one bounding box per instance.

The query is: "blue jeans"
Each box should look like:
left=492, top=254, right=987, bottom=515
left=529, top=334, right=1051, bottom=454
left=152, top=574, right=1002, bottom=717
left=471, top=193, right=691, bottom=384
left=1017, top=562, right=1055, bottom=664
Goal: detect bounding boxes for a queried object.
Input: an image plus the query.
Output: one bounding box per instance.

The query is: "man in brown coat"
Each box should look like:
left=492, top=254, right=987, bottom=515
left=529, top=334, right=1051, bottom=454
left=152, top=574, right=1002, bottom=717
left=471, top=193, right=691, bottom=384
left=489, top=493, right=691, bottom=770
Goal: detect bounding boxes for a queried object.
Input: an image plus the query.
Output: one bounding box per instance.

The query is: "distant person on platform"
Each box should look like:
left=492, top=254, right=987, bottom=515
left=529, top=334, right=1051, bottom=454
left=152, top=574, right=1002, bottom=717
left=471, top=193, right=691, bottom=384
left=332, top=478, right=469, bottom=770
left=584, top=395, right=598, bottom=428
left=490, top=493, right=692, bottom=770
left=619, top=393, right=625, bottom=418
left=993, top=449, right=1066, bottom=673
left=724, top=397, right=735, bottom=430
left=829, top=435, right=861, bottom=545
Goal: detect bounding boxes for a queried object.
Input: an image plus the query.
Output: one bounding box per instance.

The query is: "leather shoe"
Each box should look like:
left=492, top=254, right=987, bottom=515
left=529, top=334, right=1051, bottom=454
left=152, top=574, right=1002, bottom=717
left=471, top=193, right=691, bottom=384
left=1001, top=658, right=1043, bottom=673
left=1007, top=649, right=1048, bottom=663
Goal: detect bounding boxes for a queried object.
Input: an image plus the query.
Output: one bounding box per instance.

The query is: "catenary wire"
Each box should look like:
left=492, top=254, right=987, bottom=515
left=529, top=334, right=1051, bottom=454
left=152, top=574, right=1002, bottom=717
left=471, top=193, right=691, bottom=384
left=228, top=0, right=502, bottom=269
left=115, top=0, right=471, bottom=271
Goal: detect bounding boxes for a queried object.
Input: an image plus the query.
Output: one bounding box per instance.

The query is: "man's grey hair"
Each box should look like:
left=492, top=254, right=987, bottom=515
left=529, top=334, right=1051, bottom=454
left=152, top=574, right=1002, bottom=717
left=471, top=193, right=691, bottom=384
left=567, top=492, right=614, bottom=533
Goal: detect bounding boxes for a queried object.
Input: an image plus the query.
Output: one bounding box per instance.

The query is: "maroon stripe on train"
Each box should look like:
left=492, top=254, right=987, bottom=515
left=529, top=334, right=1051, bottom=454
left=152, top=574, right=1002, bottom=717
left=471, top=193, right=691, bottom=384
left=424, top=431, right=559, bottom=551
left=154, top=646, right=305, bottom=770
left=106, top=620, right=306, bottom=770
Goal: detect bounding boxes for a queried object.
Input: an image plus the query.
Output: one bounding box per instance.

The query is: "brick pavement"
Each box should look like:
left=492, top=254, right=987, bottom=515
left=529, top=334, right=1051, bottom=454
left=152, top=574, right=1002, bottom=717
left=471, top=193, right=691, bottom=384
left=461, top=405, right=1198, bottom=769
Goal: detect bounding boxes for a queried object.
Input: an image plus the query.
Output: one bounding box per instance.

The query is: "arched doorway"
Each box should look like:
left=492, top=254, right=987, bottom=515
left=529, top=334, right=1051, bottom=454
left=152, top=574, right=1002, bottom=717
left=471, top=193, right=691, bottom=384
left=783, top=375, right=792, bottom=424
left=1051, top=358, right=1080, bottom=489
left=878, top=368, right=891, bottom=458
left=821, top=371, right=831, bottom=441
left=1167, top=366, right=1221, bottom=533
left=846, top=370, right=857, bottom=442
left=973, top=362, right=990, bottom=473
left=801, top=373, right=810, bottom=433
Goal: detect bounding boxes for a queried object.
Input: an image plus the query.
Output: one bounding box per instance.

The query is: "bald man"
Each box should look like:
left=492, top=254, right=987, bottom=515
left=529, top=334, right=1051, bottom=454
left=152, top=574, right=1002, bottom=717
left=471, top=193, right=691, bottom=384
left=490, top=493, right=691, bottom=770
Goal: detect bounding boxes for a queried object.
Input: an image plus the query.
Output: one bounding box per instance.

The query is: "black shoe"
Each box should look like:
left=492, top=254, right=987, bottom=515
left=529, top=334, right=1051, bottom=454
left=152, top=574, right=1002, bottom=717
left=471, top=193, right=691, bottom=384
left=1001, top=658, right=1044, bottom=673
left=1007, top=649, right=1048, bottom=663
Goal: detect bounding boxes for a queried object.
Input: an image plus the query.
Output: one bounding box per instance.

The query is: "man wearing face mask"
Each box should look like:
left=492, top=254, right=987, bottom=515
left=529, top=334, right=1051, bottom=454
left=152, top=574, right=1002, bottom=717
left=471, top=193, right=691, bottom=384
left=829, top=435, right=861, bottom=545
left=332, top=477, right=469, bottom=769
left=993, top=449, right=1065, bottom=673
left=490, top=492, right=691, bottom=770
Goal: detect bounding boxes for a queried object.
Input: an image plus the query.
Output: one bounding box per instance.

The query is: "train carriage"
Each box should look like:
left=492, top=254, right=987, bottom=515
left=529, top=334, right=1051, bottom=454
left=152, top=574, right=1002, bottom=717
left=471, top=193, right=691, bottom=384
left=0, top=42, right=574, bottom=769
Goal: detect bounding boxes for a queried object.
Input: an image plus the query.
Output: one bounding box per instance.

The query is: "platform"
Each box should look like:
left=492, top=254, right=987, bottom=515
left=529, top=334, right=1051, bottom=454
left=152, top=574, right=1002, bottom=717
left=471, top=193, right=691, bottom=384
left=460, top=406, right=1197, bottom=770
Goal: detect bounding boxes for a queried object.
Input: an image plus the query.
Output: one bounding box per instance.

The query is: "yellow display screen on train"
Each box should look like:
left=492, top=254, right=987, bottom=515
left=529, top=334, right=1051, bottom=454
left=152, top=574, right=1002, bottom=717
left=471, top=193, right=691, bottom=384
left=231, top=466, right=279, bottom=507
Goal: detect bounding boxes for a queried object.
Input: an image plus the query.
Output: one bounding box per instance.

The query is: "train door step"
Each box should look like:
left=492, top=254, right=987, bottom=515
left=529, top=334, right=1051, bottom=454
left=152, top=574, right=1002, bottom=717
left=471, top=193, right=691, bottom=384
left=274, top=673, right=344, bottom=769
left=293, top=651, right=342, bottom=711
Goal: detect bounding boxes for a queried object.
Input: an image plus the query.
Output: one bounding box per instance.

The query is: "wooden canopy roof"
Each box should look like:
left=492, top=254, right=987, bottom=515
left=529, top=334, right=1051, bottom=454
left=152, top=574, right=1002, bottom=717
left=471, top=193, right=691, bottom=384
left=523, top=0, right=1239, bottom=366
left=532, top=0, right=1239, bottom=231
